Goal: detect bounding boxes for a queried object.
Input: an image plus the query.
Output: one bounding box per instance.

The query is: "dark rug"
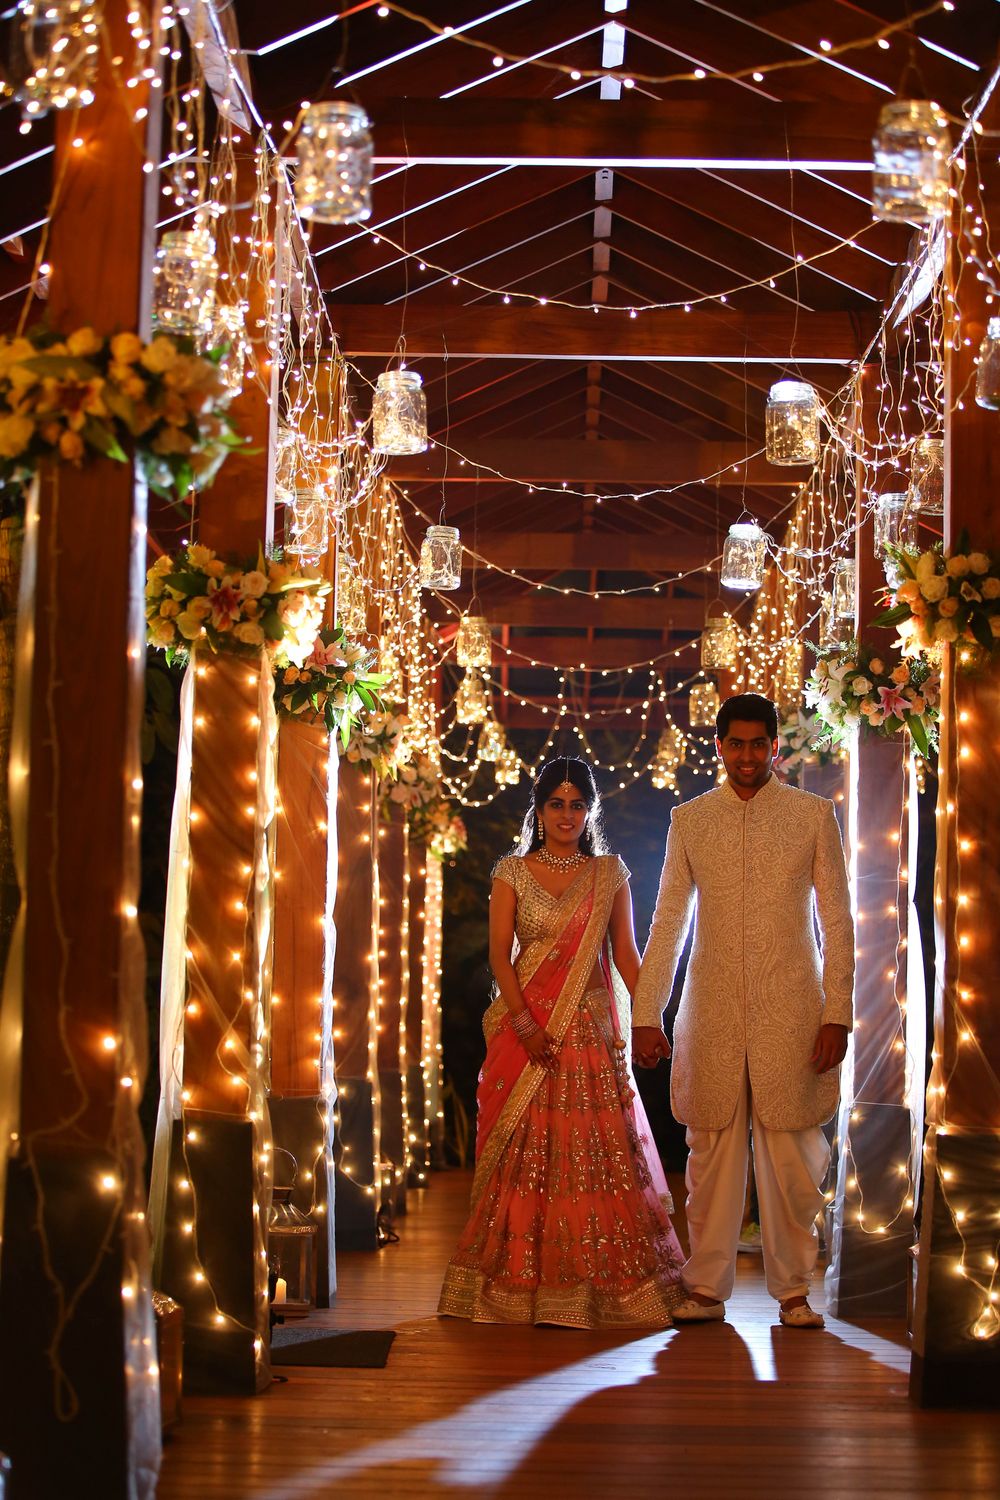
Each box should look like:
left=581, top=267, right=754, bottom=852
left=270, top=1326, right=396, bottom=1368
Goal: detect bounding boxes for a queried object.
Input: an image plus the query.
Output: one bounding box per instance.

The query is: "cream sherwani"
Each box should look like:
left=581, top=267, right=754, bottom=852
left=633, top=774, right=855, bottom=1303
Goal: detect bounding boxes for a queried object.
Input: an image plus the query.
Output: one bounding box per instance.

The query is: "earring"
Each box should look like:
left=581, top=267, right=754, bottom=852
left=537, top=815, right=544, bottom=844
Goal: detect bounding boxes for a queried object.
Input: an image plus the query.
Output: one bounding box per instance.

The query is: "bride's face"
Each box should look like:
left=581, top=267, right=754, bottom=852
left=539, top=782, right=589, bottom=847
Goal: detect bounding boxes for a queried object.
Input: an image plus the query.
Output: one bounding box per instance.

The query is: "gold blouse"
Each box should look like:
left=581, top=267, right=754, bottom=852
left=493, top=854, right=630, bottom=948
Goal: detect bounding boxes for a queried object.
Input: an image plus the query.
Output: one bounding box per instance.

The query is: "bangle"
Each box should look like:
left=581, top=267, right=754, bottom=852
left=511, top=1009, right=539, bottom=1041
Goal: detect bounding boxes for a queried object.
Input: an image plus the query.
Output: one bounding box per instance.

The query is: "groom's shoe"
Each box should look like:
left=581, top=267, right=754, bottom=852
left=672, top=1296, right=725, bottom=1323
left=778, top=1299, right=824, bottom=1329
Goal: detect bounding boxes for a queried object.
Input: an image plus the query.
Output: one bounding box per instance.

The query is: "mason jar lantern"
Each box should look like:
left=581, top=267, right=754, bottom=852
left=295, top=101, right=373, bottom=225
left=907, top=436, right=944, bottom=518
left=700, top=610, right=740, bottom=670
left=689, top=680, right=721, bottom=729
left=873, top=491, right=917, bottom=587
left=975, top=317, right=1000, bottom=412
left=479, top=717, right=506, bottom=763
left=721, top=522, right=767, bottom=590
left=872, top=100, right=951, bottom=225
left=455, top=668, right=488, bottom=725
left=419, top=524, right=461, bottom=590
left=152, top=228, right=218, bottom=336
left=766, top=381, right=820, bottom=466
left=832, top=558, right=857, bottom=627
left=372, top=370, right=428, bottom=455
left=456, top=614, right=492, bottom=671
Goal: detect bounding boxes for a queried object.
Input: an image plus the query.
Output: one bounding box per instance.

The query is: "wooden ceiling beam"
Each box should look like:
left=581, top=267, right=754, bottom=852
left=366, top=99, right=875, bottom=169
left=329, top=304, right=868, bottom=360
left=487, top=636, right=702, bottom=668
left=464, top=532, right=714, bottom=572
left=388, top=439, right=802, bottom=485
left=430, top=594, right=706, bottom=629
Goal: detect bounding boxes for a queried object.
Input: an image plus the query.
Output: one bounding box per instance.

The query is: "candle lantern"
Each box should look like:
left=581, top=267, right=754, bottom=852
left=721, top=522, right=767, bottom=590
left=419, top=524, right=461, bottom=590
left=372, top=370, right=428, bottom=455
left=295, top=101, right=372, bottom=224
left=267, top=1187, right=317, bottom=1320
left=700, top=610, right=740, bottom=670
left=975, top=317, right=1000, bottom=412
left=9, top=0, right=99, bottom=119
left=766, top=381, right=820, bottom=466
left=455, top=614, right=492, bottom=671
left=872, top=100, right=950, bottom=225
left=495, top=746, right=520, bottom=786
left=689, top=680, right=721, bottom=729
left=479, top=717, right=506, bottom=763
left=907, top=436, right=944, bottom=517
left=152, top=228, right=218, bottom=336
left=873, top=491, right=917, bottom=587
left=832, top=558, right=857, bottom=628
left=455, top=668, right=488, bottom=725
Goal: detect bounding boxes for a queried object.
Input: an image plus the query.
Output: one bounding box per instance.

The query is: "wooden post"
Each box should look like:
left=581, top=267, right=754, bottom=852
left=376, top=806, right=408, bottom=1217
left=911, top=176, right=1000, bottom=1406
left=269, top=718, right=337, bottom=1304
left=406, top=842, right=429, bottom=1185
left=0, top=5, right=161, bottom=1493
left=826, top=369, right=915, bottom=1316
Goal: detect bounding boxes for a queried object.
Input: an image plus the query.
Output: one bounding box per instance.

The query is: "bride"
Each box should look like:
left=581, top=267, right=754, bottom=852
left=439, top=757, right=685, bottom=1328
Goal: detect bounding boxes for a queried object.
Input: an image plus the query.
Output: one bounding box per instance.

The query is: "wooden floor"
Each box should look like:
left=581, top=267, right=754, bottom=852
left=157, top=1172, right=1000, bottom=1499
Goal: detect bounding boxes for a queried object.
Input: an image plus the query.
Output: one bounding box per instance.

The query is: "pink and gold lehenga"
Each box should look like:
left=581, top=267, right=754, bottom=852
left=439, top=853, right=686, bottom=1328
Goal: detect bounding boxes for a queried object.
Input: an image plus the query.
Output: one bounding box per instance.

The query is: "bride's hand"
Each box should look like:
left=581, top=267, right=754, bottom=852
left=523, top=1027, right=558, bottom=1072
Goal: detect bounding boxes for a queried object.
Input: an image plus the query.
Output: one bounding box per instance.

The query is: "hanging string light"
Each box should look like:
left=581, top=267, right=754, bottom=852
left=494, top=746, right=520, bottom=787
left=689, top=680, right=721, bottom=729
left=294, top=102, right=373, bottom=225
left=871, top=99, right=951, bottom=225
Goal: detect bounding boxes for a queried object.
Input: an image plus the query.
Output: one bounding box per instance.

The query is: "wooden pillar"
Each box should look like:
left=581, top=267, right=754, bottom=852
left=269, top=719, right=337, bottom=1304
left=331, top=762, right=381, bottom=1249
left=406, top=842, right=429, bottom=1185
left=148, top=156, right=278, bottom=1392
left=827, top=367, right=916, bottom=1317
left=0, top=6, right=160, bottom=1493
left=911, top=176, right=1000, bottom=1406
left=376, top=806, right=408, bottom=1216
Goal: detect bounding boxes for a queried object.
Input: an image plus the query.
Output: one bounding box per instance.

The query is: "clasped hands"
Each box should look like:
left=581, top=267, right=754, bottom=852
left=632, top=1022, right=849, bottom=1073
left=523, top=1025, right=558, bottom=1072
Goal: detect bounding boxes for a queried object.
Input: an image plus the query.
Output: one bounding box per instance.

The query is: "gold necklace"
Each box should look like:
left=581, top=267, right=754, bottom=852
left=536, top=847, right=587, bottom=874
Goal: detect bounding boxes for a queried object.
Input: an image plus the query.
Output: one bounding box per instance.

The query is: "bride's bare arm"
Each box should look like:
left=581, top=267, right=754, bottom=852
left=607, top=881, right=642, bottom=996
left=489, top=877, right=556, bottom=1070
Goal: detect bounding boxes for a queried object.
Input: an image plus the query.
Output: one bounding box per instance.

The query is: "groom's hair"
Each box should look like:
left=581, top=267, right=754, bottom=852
left=716, top=693, right=778, bottom=741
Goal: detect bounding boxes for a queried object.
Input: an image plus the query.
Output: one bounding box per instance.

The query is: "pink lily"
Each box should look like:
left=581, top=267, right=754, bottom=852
left=209, top=583, right=242, bottom=631
left=877, top=684, right=911, bottom=720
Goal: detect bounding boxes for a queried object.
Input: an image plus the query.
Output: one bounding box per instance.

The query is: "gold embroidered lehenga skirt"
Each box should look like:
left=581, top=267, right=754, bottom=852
left=438, top=985, right=686, bottom=1328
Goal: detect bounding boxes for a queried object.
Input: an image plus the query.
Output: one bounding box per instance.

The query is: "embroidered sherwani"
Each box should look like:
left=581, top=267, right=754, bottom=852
left=632, top=775, right=855, bottom=1305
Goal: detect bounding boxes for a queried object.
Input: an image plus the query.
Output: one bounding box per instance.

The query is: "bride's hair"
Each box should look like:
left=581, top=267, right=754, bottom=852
left=513, top=756, right=609, bottom=857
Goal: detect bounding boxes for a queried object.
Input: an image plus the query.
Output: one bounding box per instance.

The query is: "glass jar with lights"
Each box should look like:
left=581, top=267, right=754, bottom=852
left=871, top=99, right=951, bottom=225
left=831, top=558, right=857, bottom=629
left=419, top=525, right=461, bottom=590
left=700, top=610, right=740, bottom=670
left=479, top=718, right=506, bottom=763
left=819, top=591, right=843, bottom=651
left=152, top=228, right=218, bottom=336
left=689, top=680, right=721, bottom=729
left=210, top=303, right=247, bottom=397
left=455, top=614, right=492, bottom=671
left=766, top=381, right=820, bottom=466
left=721, top=522, right=767, bottom=590
left=907, top=436, right=944, bottom=518
left=873, top=491, right=917, bottom=587
left=975, top=318, right=1000, bottom=412
left=9, top=0, right=100, bottom=120
left=455, top=668, right=488, bottom=725
left=295, top=101, right=373, bottom=225
left=372, top=370, right=428, bottom=455
left=284, top=489, right=330, bottom=568
left=495, top=746, right=520, bottom=786
left=651, top=762, right=678, bottom=792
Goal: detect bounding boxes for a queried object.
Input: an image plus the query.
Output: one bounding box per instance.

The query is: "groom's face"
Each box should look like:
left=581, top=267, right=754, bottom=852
left=715, top=719, right=777, bottom=793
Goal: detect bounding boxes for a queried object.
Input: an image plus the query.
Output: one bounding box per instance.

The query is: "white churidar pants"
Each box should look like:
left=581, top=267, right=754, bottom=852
left=682, top=1068, right=831, bottom=1304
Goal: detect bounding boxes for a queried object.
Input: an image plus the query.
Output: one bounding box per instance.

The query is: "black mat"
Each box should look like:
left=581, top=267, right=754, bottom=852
left=270, top=1326, right=395, bottom=1368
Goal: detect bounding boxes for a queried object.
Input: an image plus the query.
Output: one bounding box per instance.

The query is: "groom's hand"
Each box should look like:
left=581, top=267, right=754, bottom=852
left=632, top=1026, right=671, bottom=1068
left=810, top=1022, right=849, bottom=1073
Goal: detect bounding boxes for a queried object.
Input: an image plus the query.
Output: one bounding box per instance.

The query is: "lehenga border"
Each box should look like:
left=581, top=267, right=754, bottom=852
left=438, top=1261, right=685, bottom=1329
left=470, top=857, right=620, bottom=1209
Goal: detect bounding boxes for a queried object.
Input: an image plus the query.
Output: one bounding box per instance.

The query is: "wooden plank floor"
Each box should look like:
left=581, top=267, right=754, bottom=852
left=157, top=1171, right=1000, bottom=1499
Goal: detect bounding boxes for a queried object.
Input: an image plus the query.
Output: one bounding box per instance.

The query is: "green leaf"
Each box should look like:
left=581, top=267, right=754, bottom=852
left=970, top=611, right=995, bottom=651
left=81, top=416, right=128, bottom=463
left=22, top=353, right=102, bottom=381
left=909, top=715, right=930, bottom=757
left=163, top=570, right=205, bottom=597
left=173, top=460, right=194, bottom=499
left=261, top=608, right=284, bottom=640
left=870, top=603, right=910, bottom=629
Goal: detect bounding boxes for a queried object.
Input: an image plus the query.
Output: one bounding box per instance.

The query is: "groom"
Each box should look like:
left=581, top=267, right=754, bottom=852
left=632, top=692, right=854, bottom=1328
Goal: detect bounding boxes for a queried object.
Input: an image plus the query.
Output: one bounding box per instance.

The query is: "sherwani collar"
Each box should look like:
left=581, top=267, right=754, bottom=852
left=719, top=771, right=781, bottom=806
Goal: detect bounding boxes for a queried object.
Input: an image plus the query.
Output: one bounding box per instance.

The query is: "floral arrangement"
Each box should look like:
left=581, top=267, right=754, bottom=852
left=424, top=803, right=468, bottom=861
left=145, top=542, right=329, bottom=667
left=344, top=706, right=412, bottom=782
left=384, top=748, right=441, bottom=813
left=0, top=326, right=242, bottom=502
left=276, top=626, right=386, bottom=746
left=805, top=641, right=940, bottom=756
left=872, top=536, right=1000, bottom=666
left=776, top=708, right=837, bottom=783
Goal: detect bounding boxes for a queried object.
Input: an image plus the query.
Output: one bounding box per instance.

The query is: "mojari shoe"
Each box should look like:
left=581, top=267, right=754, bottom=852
left=778, top=1301, right=825, bottom=1329
left=672, top=1297, right=726, bottom=1323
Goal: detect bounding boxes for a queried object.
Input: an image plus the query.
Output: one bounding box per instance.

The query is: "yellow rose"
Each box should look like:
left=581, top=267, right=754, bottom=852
left=188, top=596, right=213, bottom=621
left=176, top=611, right=205, bottom=641
left=150, top=555, right=174, bottom=577
left=938, top=597, right=959, bottom=617
left=159, top=599, right=180, bottom=618
left=914, top=551, right=939, bottom=583
left=868, top=657, right=884, bottom=676
left=121, top=375, right=147, bottom=402
left=67, top=327, right=102, bottom=358
left=40, top=420, right=62, bottom=445
left=0, top=413, right=34, bottom=459
left=0, top=337, right=35, bottom=378
left=163, top=392, right=190, bottom=427
left=919, top=576, right=949, bottom=603
left=206, top=559, right=226, bottom=578
left=58, top=429, right=85, bottom=462
left=140, top=336, right=179, bottom=374
left=981, top=577, right=1000, bottom=600
left=240, top=570, right=268, bottom=599
left=945, top=554, right=970, bottom=578
left=242, top=599, right=260, bottom=619
left=891, top=664, right=910, bottom=685
left=934, top=619, right=959, bottom=643
left=151, top=425, right=193, bottom=456
left=234, top=621, right=265, bottom=646
left=283, top=667, right=300, bottom=685
left=967, top=552, right=991, bottom=576
left=185, top=543, right=213, bottom=570
left=111, top=332, right=144, bottom=365
left=150, top=617, right=176, bottom=646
